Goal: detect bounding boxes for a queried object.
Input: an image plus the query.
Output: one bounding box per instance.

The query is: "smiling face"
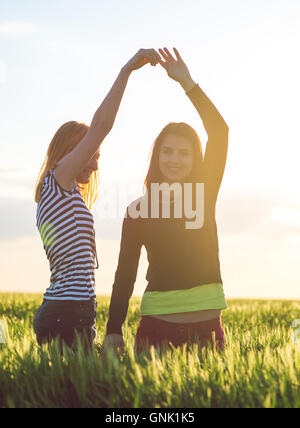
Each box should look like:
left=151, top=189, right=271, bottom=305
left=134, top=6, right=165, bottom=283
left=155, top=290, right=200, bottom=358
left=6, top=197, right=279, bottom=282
left=158, top=134, right=193, bottom=183
left=77, top=150, right=100, bottom=184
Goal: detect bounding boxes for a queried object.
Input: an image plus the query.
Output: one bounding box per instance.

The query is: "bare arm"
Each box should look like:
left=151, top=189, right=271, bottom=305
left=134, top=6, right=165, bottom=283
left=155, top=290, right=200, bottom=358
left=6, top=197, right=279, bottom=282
left=55, top=49, right=160, bottom=190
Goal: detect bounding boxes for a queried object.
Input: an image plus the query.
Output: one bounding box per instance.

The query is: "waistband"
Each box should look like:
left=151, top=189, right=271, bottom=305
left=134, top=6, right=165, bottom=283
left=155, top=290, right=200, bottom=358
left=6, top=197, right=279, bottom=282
left=140, top=315, right=222, bottom=330
left=141, top=283, right=227, bottom=316
left=42, top=299, right=97, bottom=307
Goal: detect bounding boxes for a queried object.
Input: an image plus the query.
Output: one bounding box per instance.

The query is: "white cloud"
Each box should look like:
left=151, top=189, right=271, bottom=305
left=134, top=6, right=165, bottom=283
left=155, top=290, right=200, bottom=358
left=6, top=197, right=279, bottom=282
left=0, top=22, right=37, bottom=34
left=217, top=187, right=300, bottom=238
left=0, top=198, right=36, bottom=239
left=48, top=40, right=96, bottom=56
left=0, top=169, right=35, bottom=200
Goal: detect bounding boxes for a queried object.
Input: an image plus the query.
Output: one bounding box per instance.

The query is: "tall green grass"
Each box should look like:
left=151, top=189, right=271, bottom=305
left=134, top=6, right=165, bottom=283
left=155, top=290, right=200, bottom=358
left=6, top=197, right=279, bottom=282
left=0, top=293, right=299, bottom=408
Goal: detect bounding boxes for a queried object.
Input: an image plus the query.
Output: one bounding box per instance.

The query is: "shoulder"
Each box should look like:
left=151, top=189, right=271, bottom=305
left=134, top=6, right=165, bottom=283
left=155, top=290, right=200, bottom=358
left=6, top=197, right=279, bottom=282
left=120, top=197, right=146, bottom=242
left=39, top=169, right=53, bottom=194
left=120, top=196, right=148, bottom=229
left=126, top=195, right=148, bottom=219
left=127, top=196, right=145, bottom=211
left=44, top=168, right=77, bottom=197
left=53, top=168, right=77, bottom=193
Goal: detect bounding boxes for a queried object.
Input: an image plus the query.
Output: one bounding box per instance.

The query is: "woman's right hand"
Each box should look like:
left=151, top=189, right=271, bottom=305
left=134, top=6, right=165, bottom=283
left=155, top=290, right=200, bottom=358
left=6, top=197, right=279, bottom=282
left=123, top=49, right=161, bottom=72
left=103, top=334, right=125, bottom=353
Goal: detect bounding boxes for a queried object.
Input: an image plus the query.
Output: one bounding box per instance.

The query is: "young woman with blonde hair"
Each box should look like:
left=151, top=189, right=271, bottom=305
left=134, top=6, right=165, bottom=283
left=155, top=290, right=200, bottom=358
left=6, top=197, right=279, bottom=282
left=33, top=49, right=161, bottom=349
left=104, top=48, right=229, bottom=353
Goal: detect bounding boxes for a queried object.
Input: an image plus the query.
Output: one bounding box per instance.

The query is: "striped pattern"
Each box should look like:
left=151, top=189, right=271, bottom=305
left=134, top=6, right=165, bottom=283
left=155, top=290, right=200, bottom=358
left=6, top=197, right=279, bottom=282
left=36, top=169, right=98, bottom=301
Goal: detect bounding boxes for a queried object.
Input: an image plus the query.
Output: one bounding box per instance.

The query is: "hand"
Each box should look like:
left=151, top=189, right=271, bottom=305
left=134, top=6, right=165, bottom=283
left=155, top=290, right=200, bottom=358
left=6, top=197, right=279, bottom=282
left=103, top=334, right=125, bottom=354
left=158, top=47, right=196, bottom=91
left=123, top=49, right=161, bottom=73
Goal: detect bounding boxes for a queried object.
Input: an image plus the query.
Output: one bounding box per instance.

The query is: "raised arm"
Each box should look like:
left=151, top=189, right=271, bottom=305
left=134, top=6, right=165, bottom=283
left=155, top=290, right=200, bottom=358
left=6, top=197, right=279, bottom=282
left=103, top=209, right=142, bottom=351
left=55, top=49, right=161, bottom=191
left=185, top=84, right=229, bottom=202
left=158, top=47, right=229, bottom=202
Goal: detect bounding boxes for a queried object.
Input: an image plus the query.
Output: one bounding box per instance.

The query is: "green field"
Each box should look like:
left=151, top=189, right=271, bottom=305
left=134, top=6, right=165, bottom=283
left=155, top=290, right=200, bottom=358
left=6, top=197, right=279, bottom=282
left=0, top=293, right=299, bottom=408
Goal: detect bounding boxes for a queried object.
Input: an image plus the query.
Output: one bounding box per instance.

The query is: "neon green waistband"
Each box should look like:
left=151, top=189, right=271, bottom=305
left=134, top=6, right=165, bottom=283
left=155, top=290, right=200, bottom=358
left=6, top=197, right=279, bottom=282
left=140, top=283, right=227, bottom=316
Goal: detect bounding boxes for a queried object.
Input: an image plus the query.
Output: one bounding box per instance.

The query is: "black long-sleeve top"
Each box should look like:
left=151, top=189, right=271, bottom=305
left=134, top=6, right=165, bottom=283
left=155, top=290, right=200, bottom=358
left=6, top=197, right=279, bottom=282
left=106, top=84, right=229, bottom=335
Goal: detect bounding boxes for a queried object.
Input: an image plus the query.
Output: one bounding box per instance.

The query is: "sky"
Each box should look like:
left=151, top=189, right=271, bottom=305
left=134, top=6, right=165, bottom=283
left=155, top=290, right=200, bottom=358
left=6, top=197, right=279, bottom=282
left=0, top=0, right=300, bottom=299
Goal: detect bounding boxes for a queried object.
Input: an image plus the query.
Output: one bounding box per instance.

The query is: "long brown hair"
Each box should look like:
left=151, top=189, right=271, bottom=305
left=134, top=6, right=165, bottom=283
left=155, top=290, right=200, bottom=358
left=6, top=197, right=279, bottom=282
left=34, top=121, right=100, bottom=211
left=144, top=122, right=204, bottom=192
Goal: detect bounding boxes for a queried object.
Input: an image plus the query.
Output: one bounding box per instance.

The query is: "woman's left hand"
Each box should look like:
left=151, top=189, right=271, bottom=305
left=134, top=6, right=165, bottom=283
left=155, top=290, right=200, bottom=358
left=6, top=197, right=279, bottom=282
left=158, top=47, right=196, bottom=91
left=123, top=48, right=161, bottom=73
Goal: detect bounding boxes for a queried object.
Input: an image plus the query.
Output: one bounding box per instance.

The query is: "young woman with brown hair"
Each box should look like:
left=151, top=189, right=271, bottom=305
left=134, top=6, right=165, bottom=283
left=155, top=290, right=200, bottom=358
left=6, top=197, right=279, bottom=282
left=104, top=48, right=229, bottom=353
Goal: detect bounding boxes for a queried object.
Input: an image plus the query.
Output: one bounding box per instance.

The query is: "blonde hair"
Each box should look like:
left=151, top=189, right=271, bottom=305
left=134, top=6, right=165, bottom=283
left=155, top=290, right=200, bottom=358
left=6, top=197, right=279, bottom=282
left=34, top=121, right=100, bottom=211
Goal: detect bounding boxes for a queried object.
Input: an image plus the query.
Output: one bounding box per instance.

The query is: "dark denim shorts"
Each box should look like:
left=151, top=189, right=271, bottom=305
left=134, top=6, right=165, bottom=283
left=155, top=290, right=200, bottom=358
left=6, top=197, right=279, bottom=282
left=33, top=299, right=97, bottom=349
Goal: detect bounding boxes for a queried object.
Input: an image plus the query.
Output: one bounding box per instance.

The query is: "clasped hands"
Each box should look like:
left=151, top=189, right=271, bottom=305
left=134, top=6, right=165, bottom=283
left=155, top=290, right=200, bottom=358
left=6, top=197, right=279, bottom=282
left=123, top=47, right=196, bottom=93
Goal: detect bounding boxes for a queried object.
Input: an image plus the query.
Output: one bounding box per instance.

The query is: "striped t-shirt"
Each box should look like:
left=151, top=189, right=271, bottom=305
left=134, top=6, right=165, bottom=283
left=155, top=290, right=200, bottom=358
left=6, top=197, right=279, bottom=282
left=36, top=169, right=98, bottom=301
